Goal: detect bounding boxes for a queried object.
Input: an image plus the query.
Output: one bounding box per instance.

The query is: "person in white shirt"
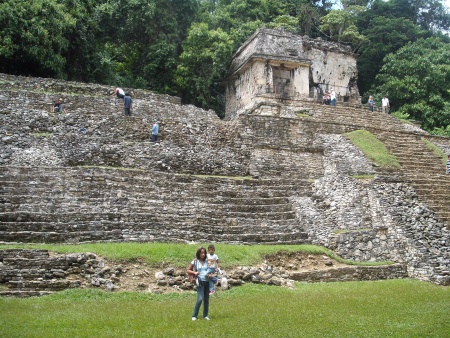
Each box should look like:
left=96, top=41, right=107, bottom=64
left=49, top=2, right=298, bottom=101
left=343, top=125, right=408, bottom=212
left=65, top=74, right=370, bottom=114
left=330, top=89, right=336, bottom=107
left=111, top=87, right=125, bottom=99
left=382, top=96, right=390, bottom=114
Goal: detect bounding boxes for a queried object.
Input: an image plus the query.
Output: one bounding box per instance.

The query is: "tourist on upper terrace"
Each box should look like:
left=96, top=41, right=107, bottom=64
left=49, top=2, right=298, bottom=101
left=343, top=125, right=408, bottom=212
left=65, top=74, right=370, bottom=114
left=382, top=96, right=390, bottom=114
left=151, top=120, right=159, bottom=142
left=111, top=87, right=125, bottom=100
left=123, top=93, right=132, bottom=116
left=51, top=98, right=66, bottom=113
left=446, top=155, right=450, bottom=174
left=330, top=89, right=336, bottom=107
left=187, top=247, right=213, bottom=321
left=369, top=96, right=374, bottom=112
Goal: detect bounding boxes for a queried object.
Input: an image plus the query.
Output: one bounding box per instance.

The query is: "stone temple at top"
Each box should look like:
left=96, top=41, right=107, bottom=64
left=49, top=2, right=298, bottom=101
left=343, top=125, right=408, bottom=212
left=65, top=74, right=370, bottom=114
left=224, top=28, right=360, bottom=119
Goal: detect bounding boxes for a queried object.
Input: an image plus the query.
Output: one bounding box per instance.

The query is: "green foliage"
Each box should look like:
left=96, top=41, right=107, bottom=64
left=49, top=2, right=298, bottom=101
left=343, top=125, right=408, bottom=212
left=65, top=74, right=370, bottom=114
left=344, top=130, right=400, bottom=168
left=97, top=0, right=199, bottom=92
left=1, top=280, right=449, bottom=337
left=319, top=8, right=367, bottom=46
left=355, top=0, right=450, bottom=97
left=372, top=37, right=450, bottom=131
left=296, top=2, right=322, bottom=37
left=356, top=15, right=424, bottom=95
left=175, top=22, right=234, bottom=116
left=430, top=124, right=450, bottom=137
left=391, top=110, right=410, bottom=121
left=266, top=15, right=299, bottom=32
left=0, top=0, right=76, bottom=77
left=62, top=0, right=109, bottom=83
left=413, top=0, right=450, bottom=32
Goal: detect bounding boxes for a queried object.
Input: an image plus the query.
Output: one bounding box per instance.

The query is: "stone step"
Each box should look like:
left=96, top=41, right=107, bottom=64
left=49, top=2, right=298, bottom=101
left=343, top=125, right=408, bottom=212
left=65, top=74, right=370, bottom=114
left=0, top=167, right=314, bottom=187
left=404, top=175, right=449, bottom=182
left=0, top=227, right=309, bottom=244
left=435, top=211, right=450, bottom=221
left=1, top=205, right=297, bottom=219
left=1, top=83, right=180, bottom=107
left=0, top=221, right=302, bottom=240
left=0, top=185, right=306, bottom=199
left=0, top=191, right=300, bottom=209
left=0, top=211, right=301, bottom=229
left=398, top=159, right=444, bottom=167
left=0, top=290, right=55, bottom=297
left=0, top=198, right=295, bottom=215
left=411, top=184, right=450, bottom=192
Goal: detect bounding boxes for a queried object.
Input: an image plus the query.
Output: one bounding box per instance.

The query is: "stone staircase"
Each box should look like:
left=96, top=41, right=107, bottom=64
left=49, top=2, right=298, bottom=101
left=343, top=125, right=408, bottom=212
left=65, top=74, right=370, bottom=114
left=374, top=132, right=450, bottom=224
left=309, top=103, right=450, bottom=226
left=304, top=101, right=410, bottom=133
left=0, top=167, right=311, bottom=244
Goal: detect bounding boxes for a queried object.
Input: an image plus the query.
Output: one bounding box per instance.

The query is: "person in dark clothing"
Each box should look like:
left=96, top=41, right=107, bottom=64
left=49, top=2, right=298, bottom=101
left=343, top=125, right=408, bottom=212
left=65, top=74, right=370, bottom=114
left=51, top=98, right=66, bottom=113
left=123, top=93, right=132, bottom=116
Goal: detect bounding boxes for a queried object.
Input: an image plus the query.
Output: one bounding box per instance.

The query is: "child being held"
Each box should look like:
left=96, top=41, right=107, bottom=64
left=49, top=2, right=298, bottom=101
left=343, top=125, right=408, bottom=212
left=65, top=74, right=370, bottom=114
left=206, top=244, right=220, bottom=295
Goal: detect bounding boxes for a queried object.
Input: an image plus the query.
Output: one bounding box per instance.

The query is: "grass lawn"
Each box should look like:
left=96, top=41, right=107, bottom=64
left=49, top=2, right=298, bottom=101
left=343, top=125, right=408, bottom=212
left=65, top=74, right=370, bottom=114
left=1, top=279, right=449, bottom=338
left=1, top=243, right=448, bottom=337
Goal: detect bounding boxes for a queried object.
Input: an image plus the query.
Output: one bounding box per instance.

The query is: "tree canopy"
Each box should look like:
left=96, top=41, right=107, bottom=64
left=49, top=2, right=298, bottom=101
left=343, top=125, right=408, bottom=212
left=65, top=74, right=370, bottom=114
left=0, top=0, right=76, bottom=78
left=372, top=37, right=450, bottom=132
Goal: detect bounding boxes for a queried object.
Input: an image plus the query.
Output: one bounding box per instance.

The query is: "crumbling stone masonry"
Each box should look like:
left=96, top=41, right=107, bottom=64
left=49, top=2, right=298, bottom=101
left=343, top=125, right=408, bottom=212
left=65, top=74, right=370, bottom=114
left=224, top=28, right=360, bottom=119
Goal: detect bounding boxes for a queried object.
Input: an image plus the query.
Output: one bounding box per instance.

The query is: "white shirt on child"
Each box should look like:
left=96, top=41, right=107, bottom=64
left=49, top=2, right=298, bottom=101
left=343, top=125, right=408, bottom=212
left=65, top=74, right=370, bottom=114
left=207, top=253, right=218, bottom=268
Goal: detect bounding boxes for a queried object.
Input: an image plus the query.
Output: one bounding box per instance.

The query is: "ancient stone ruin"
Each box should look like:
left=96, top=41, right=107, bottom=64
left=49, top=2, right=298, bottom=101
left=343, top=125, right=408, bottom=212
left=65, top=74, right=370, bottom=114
left=224, top=28, right=360, bottom=119
left=0, top=29, right=449, bottom=295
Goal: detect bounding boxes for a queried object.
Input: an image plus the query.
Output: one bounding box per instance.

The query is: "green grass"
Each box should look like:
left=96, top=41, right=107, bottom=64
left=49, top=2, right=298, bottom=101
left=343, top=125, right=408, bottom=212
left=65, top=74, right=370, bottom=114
left=0, top=243, right=389, bottom=268
left=352, top=174, right=375, bottom=180
left=344, top=130, right=400, bottom=169
left=31, top=132, right=52, bottom=138
left=422, top=138, right=448, bottom=165
left=296, top=110, right=311, bottom=117
left=0, top=279, right=448, bottom=337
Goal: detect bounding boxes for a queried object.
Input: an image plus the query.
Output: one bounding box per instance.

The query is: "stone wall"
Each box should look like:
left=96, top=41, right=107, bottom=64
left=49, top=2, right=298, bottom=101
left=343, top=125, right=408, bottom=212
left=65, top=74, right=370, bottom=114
left=225, top=28, right=360, bottom=119
left=0, top=249, right=408, bottom=296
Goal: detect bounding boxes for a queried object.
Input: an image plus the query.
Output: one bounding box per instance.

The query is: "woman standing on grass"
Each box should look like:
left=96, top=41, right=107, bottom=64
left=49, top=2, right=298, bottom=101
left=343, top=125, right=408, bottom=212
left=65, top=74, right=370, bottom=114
left=187, top=247, right=213, bottom=321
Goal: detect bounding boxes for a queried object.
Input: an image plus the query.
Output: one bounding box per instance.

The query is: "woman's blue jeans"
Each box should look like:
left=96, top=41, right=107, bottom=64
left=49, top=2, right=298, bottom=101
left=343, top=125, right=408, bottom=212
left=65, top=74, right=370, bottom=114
left=192, top=280, right=210, bottom=318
